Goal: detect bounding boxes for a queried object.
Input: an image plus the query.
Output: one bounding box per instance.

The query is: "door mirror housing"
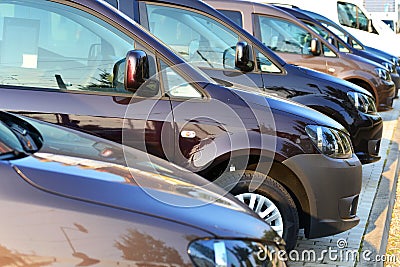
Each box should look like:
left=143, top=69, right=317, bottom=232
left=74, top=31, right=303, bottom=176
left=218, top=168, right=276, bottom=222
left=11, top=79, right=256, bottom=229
left=310, top=38, right=321, bottom=56
left=125, top=50, right=149, bottom=92
left=113, top=50, right=149, bottom=93
left=235, top=41, right=254, bottom=72
left=113, top=50, right=160, bottom=96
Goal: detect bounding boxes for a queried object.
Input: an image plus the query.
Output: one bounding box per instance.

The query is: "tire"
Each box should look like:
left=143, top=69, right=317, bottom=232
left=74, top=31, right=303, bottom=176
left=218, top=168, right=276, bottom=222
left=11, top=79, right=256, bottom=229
left=216, top=170, right=299, bottom=251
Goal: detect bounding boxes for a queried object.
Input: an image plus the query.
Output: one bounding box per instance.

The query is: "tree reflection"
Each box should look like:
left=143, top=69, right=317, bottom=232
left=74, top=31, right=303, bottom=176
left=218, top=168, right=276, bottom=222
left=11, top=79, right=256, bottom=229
left=79, top=69, right=113, bottom=92
left=232, top=245, right=252, bottom=266
left=115, top=229, right=190, bottom=266
left=0, top=244, right=52, bottom=267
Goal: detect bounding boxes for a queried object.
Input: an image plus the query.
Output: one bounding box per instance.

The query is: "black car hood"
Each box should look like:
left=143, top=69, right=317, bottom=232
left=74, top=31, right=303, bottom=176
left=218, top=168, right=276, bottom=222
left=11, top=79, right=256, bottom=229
left=286, top=64, right=373, bottom=97
left=206, top=82, right=347, bottom=132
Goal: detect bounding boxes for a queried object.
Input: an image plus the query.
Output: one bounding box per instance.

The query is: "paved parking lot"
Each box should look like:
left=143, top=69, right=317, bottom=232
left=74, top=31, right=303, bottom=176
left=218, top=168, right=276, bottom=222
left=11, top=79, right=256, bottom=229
left=287, top=99, right=400, bottom=267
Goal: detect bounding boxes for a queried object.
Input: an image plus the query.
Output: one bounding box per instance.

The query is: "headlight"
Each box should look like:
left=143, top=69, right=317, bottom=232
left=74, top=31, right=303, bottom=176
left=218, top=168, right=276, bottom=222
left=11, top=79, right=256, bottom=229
left=188, top=239, right=285, bottom=267
left=347, top=91, right=377, bottom=114
left=305, top=125, right=353, bottom=159
left=382, top=62, right=394, bottom=73
left=375, top=67, right=391, bottom=81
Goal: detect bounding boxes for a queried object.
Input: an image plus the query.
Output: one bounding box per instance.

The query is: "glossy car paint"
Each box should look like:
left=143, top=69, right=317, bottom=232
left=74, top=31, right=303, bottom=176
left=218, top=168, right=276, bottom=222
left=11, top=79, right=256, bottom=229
left=205, top=0, right=395, bottom=110
left=110, top=0, right=383, bottom=164
left=279, top=6, right=400, bottom=98
left=0, top=0, right=361, bottom=241
left=0, top=112, right=284, bottom=265
left=296, top=8, right=400, bottom=98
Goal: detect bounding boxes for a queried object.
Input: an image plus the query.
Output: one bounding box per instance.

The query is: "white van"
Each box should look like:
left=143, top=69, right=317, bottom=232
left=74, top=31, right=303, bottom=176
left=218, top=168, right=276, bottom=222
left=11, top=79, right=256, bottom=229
left=254, top=0, right=400, bottom=57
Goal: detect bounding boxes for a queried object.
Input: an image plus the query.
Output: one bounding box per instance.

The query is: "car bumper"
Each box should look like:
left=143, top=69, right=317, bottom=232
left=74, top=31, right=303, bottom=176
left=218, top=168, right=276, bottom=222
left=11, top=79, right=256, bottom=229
left=351, top=112, right=383, bottom=164
left=283, top=154, right=362, bottom=239
left=376, top=80, right=395, bottom=110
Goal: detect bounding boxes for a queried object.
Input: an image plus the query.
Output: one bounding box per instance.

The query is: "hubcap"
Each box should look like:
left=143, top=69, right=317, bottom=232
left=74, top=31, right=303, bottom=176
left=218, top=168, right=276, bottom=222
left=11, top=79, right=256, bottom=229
left=236, top=193, right=284, bottom=237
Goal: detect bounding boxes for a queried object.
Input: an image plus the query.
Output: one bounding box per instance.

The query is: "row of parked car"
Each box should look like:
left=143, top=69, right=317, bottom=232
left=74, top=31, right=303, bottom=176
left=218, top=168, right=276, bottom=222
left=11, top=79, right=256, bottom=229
left=0, top=0, right=398, bottom=265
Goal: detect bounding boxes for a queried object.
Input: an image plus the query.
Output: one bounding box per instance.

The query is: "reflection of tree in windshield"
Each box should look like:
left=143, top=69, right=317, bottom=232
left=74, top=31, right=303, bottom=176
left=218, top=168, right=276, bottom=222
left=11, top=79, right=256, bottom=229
left=79, top=69, right=113, bottom=91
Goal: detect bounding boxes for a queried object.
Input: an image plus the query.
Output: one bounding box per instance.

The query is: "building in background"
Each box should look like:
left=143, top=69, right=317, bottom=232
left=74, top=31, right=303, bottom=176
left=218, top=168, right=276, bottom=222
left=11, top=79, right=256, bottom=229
left=363, top=0, right=399, bottom=32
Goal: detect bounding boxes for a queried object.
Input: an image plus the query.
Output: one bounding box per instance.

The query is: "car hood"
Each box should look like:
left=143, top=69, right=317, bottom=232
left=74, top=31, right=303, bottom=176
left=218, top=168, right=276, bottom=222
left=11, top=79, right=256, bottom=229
left=344, top=52, right=384, bottom=70
left=286, top=64, right=373, bottom=97
left=206, top=82, right=347, bottom=132
left=353, top=49, right=392, bottom=66
left=7, top=116, right=277, bottom=240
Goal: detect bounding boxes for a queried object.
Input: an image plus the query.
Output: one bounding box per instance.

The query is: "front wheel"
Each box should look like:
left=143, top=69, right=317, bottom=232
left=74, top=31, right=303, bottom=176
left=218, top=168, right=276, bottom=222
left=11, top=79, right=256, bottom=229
left=216, top=171, right=299, bottom=251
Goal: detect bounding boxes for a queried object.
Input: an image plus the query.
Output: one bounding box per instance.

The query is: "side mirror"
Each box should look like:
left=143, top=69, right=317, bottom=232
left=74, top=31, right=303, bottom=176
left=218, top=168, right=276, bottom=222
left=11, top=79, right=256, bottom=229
left=113, top=50, right=160, bottom=97
left=368, top=19, right=373, bottom=33
left=310, top=38, right=321, bottom=56
left=125, top=50, right=149, bottom=92
left=235, top=41, right=255, bottom=72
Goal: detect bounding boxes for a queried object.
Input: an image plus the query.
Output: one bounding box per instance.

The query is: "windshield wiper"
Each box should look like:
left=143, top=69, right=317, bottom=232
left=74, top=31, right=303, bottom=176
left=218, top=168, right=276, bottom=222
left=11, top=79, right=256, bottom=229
left=196, top=50, right=215, bottom=68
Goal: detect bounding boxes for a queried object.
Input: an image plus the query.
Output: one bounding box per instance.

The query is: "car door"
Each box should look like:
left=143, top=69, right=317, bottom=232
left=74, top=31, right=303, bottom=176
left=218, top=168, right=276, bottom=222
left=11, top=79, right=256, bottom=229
left=0, top=0, right=174, bottom=160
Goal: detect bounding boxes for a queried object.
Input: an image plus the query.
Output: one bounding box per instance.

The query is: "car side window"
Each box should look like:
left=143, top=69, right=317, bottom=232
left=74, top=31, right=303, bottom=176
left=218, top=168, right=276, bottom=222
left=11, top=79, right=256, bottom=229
left=145, top=3, right=239, bottom=70
left=321, top=21, right=363, bottom=50
left=256, top=15, right=312, bottom=55
left=337, top=2, right=368, bottom=31
left=0, top=0, right=160, bottom=96
left=256, top=50, right=281, bottom=73
left=322, top=22, right=347, bottom=41
left=304, top=21, right=349, bottom=53
left=159, top=60, right=202, bottom=98
left=322, top=44, right=337, bottom=57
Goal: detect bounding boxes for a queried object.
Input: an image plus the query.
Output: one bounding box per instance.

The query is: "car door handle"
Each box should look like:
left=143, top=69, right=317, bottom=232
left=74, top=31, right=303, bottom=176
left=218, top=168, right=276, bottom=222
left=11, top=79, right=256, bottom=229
left=328, top=67, right=336, bottom=73
left=181, top=130, right=196, bottom=138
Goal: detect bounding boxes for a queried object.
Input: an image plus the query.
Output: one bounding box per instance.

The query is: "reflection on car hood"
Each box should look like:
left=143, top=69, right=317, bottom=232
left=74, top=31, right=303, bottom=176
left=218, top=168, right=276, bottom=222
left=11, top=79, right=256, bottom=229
left=11, top=153, right=275, bottom=239
left=208, top=81, right=346, bottom=132
left=6, top=116, right=277, bottom=239
left=289, top=64, right=373, bottom=97
left=17, top=151, right=240, bottom=209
